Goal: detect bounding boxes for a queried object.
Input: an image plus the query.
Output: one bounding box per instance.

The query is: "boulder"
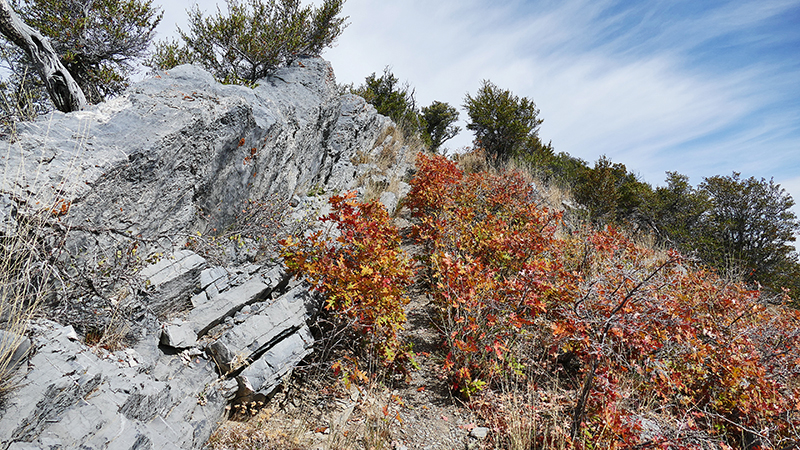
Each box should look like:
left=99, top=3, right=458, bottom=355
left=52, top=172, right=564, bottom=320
left=0, top=57, right=415, bottom=449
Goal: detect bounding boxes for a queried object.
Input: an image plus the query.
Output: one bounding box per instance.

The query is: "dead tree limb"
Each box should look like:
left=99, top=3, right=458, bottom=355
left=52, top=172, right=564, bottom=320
left=0, top=0, right=86, bottom=112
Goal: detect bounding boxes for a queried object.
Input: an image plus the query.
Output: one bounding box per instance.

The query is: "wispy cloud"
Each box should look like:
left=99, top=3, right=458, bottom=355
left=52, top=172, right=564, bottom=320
left=154, top=0, right=800, bottom=206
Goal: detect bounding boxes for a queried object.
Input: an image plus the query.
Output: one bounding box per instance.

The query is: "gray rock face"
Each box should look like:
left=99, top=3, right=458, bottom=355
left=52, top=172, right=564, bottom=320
left=0, top=57, right=415, bottom=449
left=0, top=251, right=314, bottom=449
left=2, top=56, right=408, bottom=332
left=0, top=321, right=235, bottom=450
left=2, top=57, right=391, bottom=244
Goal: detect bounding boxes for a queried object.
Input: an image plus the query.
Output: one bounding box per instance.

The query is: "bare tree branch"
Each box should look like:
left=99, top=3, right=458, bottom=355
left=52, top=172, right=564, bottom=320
left=0, top=0, right=86, bottom=112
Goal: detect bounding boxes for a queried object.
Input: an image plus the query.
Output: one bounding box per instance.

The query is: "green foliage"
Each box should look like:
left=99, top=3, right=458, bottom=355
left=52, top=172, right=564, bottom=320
left=463, top=80, right=548, bottom=167
left=351, top=68, right=463, bottom=151
left=647, top=171, right=711, bottom=248
left=639, top=171, right=800, bottom=300
left=572, top=156, right=654, bottom=225
left=149, top=0, right=347, bottom=85
left=698, top=173, right=799, bottom=291
left=565, top=160, right=800, bottom=301
left=351, top=67, right=422, bottom=138
left=147, top=39, right=193, bottom=73
left=421, top=100, right=459, bottom=153
left=4, top=0, right=162, bottom=105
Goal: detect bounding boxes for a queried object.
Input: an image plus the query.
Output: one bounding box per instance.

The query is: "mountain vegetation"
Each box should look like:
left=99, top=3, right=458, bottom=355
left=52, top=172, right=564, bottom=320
left=280, top=153, right=800, bottom=449
left=350, top=71, right=800, bottom=303
left=300, top=69, right=800, bottom=448
left=148, top=0, right=348, bottom=85
left=463, top=79, right=554, bottom=167
left=0, top=1, right=798, bottom=447
left=349, top=67, right=460, bottom=152
left=421, top=100, right=460, bottom=153
left=0, top=0, right=162, bottom=116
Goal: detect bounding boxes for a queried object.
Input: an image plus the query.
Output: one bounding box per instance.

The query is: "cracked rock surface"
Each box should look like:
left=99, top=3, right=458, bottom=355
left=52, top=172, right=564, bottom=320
left=0, top=57, right=414, bottom=449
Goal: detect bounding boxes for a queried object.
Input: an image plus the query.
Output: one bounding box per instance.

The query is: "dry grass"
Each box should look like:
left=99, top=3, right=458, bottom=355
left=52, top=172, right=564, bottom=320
left=0, top=177, right=65, bottom=402
left=362, top=178, right=390, bottom=203
left=207, top=375, right=401, bottom=450
left=0, top=116, right=85, bottom=401
left=0, top=67, right=49, bottom=132
left=453, top=148, right=490, bottom=174
left=454, top=148, right=579, bottom=217
left=83, top=302, right=131, bottom=352
left=354, top=124, right=419, bottom=204
left=207, top=401, right=315, bottom=450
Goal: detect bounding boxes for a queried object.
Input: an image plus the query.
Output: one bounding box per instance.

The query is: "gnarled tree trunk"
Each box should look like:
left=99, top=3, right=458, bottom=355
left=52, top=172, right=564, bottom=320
left=0, top=0, right=86, bottom=112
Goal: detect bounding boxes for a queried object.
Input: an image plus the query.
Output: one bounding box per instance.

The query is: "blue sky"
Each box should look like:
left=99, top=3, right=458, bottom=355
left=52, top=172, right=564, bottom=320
left=155, top=0, right=800, bottom=211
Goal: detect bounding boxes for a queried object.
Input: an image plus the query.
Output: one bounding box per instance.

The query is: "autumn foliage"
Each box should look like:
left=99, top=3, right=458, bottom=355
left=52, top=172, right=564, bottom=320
left=281, top=192, right=415, bottom=379
left=281, top=153, right=800, bottom=449
left=404, top=153, right=800, bottom=449
left=405, top=153, right=575, bottom=396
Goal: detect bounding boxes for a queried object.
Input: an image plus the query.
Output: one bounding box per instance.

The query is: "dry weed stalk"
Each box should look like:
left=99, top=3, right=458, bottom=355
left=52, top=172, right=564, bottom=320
left=0, top=119, right=77, bottom=400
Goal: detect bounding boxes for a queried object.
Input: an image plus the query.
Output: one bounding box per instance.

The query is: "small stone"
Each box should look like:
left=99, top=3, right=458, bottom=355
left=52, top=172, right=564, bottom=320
left=200, top=266, right=228, bottom=291
left=64, top=326, right=80, bottom=341
left=470, top=427, right=490, bottom=440
left=379, top=191, right=398, bottom=214
left=160, top=322, right=197, bottom=349
left=191, top=291, right=209, bottom=308
left=243, top=264, right=260, bottom=275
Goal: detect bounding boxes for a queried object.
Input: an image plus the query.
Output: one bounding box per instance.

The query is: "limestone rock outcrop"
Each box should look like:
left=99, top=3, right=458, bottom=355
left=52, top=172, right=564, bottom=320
left=0, top=57, right=415, bottom=449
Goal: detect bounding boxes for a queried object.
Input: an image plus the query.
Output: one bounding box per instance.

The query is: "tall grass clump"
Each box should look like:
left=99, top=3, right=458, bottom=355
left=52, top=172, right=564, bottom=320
left=350, top=124, right=419, bottom=205
left=0, top=122, right=75, bottom=403
left=0, top=192, right=68, bottom=403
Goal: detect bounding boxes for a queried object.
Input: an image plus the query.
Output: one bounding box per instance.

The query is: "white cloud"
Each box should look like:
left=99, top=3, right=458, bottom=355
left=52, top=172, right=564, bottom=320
left=152, top=0, right=800, bottom=203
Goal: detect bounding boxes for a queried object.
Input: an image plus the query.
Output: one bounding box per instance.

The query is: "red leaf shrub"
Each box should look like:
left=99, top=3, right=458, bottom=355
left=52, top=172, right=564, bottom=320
left=406, top=153, right=800, bottom=449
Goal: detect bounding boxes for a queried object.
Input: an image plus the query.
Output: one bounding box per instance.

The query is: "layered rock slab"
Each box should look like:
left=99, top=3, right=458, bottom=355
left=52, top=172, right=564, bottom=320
left=0, top=321, right=235, bottom=450
left=207, top=285, right=313, bottom=369
left=0, top=55, right=415, bottom=449
left=0, top=255, right=314, bottom=449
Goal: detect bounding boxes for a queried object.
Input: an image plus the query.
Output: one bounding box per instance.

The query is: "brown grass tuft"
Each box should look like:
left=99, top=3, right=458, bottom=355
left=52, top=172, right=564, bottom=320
left=354, top=124, right=419, bottom=204
left=0, top=119, right=81, bottom=402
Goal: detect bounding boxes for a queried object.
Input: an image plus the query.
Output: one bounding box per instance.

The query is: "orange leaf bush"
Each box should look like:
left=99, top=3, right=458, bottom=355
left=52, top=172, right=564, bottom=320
left=558, top=227, right=800, bottom=448
left=406, top=154, right=578, bottom=396
left=281, top=192, right=415, bottom=378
